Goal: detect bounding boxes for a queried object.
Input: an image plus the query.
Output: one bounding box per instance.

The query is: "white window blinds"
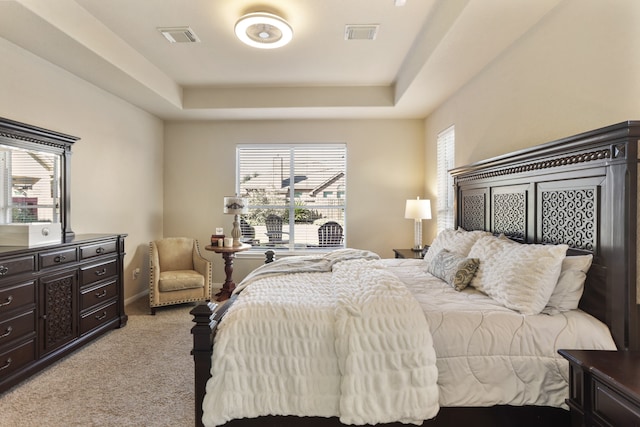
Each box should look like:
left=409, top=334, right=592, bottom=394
left=436, top=126, right=455, bottom=232
left=237, top=144, right=346, bottom=251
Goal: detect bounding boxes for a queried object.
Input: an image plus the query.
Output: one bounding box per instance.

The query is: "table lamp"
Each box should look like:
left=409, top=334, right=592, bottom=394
left=223, top=196, right=248, bottom=247
left=405, top=197, right=432, bottom=251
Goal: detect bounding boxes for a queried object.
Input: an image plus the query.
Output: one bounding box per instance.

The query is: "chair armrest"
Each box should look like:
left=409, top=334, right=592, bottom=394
left=193, top=251, right=212, bottom=293
left=149, top=242, right=161, bottom=294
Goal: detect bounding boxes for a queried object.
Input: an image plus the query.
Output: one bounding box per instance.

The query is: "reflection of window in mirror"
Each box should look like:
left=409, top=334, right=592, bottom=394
left=0, top=144, right=60, bottom=225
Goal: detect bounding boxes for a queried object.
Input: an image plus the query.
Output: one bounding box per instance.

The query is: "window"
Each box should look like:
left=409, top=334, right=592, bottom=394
left=436, top=126, right=455, bottom=232
left=237, top=144, right=346, bottom=251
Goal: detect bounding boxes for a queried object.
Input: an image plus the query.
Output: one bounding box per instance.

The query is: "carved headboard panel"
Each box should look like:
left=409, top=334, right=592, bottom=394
left=450, top=121, right=640, bottom=350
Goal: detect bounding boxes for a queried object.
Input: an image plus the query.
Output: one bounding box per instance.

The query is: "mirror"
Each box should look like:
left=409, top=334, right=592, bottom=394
left=0, top=144, right=60, bottom=224
left=0, top=117, right=78, bottom=242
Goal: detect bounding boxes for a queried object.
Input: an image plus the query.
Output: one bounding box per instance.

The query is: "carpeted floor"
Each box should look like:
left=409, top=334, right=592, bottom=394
left=0, top=298, right=196, bottom=427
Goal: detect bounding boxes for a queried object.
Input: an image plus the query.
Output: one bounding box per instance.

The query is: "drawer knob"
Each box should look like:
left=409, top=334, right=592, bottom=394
left=0, top=265, right=8, bottom=276
left=0, top=295, right=13, bottom=307
left=54, top=255, right=66, bottom=263
left=0, top=357, right=11, bottom=371
left=95, top=289, right=107, bottom=298
left=95, top=247, right=105, bottom=254
left=0, top=326, right=12, bottom=339
left=95, top=268, right=107, bottom=277
left=95, top=311, right=107, bottom=321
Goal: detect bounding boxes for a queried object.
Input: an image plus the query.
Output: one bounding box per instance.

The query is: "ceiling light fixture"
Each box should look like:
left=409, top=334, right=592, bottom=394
left=235, top=12, right=293, bottom=49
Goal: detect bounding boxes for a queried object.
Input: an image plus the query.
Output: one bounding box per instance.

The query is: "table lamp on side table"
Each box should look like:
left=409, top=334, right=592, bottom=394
left=405, top=197, right=431, bottom=252
left=223, top=196, right=249, bottom=247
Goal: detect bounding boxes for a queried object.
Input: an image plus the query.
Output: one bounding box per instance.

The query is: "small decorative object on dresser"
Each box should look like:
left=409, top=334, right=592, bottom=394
left=559, top=349, right=640, bottom=427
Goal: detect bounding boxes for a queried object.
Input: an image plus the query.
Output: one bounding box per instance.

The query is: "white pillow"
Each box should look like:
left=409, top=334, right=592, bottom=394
left=468, top=235, right=568, bottom=315
left=542, top=254, right=593, bottom=315
left=423, top=228, right=491, bottom=266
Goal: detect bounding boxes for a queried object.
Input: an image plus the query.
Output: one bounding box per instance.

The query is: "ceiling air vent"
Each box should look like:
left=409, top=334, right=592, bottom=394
left=344, top=24, right=379, bottom=41
left=158, top=26, right=201, bottom=43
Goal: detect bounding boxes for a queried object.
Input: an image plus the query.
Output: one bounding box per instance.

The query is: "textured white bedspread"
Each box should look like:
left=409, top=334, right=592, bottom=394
left=382, top=258, right=617, bottom=409
left=202, top=256, right=439, bottom=427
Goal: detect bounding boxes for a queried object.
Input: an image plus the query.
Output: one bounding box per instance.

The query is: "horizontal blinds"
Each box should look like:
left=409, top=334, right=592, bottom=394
left=237, top=144, right=346, bottom=250
left=238, top=145, right=346, bottom=207
left=437, top=126, right=455, bottom=232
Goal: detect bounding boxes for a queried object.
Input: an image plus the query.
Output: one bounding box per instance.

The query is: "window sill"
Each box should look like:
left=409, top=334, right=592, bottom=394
left=236, top=247, right=340, bottom=260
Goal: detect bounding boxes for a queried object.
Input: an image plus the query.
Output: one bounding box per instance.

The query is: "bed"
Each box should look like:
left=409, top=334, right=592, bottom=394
left=191, top=121, right=640, bottom=427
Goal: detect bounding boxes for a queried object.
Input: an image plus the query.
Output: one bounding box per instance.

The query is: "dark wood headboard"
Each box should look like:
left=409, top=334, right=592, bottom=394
left=450, top=121, right=640, bottom=351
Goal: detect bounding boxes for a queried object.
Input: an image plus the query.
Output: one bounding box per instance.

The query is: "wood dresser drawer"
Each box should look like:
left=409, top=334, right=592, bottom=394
left=80, top=279, right=118, bottom=311
left=0, top=254, right=35, bottom=279
left=0, top=234, right=126, bottom=394
left=79, top=259, right=117, bottom=286
left=80, top=300, right=117, bottom=335
left=593, top=379, right=640, bottom=426
left=0, top=310, right=35, bottom=348
left=39, top=247, right=78, bottom=269
left=0, top=281, right=35, bottom=317
left=560, top=350, right=640, bottom=427
left=0, top=339, right=36, bottom=378
left=80, top=241, right=117, bottom=260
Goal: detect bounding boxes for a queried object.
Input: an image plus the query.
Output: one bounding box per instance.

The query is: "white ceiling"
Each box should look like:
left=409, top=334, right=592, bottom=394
left=0, top=0, right=563, bottom=120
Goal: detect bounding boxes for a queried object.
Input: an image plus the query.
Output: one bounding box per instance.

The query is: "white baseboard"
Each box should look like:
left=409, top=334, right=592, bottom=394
left=125, top=289, right=148, bottom=306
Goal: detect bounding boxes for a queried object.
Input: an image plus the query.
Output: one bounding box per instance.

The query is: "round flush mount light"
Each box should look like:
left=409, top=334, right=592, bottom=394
left=235, top=12, right=293, bottom=49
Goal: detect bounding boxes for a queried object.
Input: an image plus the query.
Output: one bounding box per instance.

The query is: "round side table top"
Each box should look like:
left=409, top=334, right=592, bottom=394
left=205, top=243, right=251, bottom=254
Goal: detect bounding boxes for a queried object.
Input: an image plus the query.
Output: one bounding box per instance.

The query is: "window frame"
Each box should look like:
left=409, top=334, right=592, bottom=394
left=236, top=143, right=347, bottom=252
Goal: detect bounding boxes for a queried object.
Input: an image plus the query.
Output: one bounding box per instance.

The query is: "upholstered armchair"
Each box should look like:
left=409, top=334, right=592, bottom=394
left=149, top=237, right=212, bottom=315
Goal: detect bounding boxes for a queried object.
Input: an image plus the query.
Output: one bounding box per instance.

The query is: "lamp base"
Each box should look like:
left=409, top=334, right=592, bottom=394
left=231, top=214, right=242, bottom=247
left=411, top=246, right=423, bottom=252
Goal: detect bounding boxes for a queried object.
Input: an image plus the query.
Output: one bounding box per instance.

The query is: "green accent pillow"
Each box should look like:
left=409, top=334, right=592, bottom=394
left=426, top=249, right=480, bottom=291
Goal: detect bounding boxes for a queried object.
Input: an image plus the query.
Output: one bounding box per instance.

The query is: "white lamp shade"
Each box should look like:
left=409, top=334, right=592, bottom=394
left=223, top=197, right=248, bottom=214
left=405, top=198, right=432, bottom=220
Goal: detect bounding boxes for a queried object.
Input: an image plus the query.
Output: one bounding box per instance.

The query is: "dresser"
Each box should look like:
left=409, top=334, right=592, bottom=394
left=0, top=234, right=127, bottom=393
left=559, top=349, right=640, bottom=427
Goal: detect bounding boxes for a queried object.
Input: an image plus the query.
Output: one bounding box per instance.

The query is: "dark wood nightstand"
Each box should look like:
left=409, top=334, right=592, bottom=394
left=559, top=349, right=640, bottom=427
left=393, top=247, right=428, bottom=259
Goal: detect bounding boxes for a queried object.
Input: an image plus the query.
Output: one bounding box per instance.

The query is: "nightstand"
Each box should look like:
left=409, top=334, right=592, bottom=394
left=393, top=247, right=428, bottom=259
left=559, top=349, right=640, bottom=427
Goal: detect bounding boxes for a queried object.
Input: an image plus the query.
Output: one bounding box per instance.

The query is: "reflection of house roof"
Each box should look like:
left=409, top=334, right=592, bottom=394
left=310, top=172, right=344, bottom=197
left=281, top=175, right=307, bottom=188
left=242, top=169, right=344, bottom=194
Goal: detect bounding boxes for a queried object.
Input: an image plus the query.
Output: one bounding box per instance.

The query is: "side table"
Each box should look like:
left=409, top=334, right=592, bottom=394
left=393, top=247, right=429, bottom=259
left=205, top=243, right=251, bottom=301
left=559, top=349, right=640, bottom=426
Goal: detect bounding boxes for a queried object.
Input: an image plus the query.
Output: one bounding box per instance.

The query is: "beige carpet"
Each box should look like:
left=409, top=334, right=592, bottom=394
left=0, top=298, right=196, bottom=427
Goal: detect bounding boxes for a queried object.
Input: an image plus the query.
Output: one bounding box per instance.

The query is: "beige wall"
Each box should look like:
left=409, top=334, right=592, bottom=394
left=164, top=119, right=425, bottom=284
left=0, top=38, right=164, bottom=301
left=424, top=0, right=640, bottom=241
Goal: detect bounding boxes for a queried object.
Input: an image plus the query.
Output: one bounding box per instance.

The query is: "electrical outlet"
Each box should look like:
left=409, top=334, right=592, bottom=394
left=133, top=267, right=140, bottom=280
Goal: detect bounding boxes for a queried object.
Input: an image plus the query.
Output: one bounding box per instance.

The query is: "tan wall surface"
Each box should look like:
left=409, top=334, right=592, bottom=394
left=0, top=38, right=164, bottom=301
left=164, top=119, right=425, bottom=285
left=424, top=0, right=640, bottom=240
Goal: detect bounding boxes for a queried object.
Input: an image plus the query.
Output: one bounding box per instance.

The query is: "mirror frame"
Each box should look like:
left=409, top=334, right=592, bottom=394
left=0, top=117, right=78, bottom=242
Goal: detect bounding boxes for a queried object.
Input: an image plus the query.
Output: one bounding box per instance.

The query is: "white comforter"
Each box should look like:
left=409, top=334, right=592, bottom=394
left=202, top=253, right=439, bottom=427
left=383, top=258, right=617, bottom=408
